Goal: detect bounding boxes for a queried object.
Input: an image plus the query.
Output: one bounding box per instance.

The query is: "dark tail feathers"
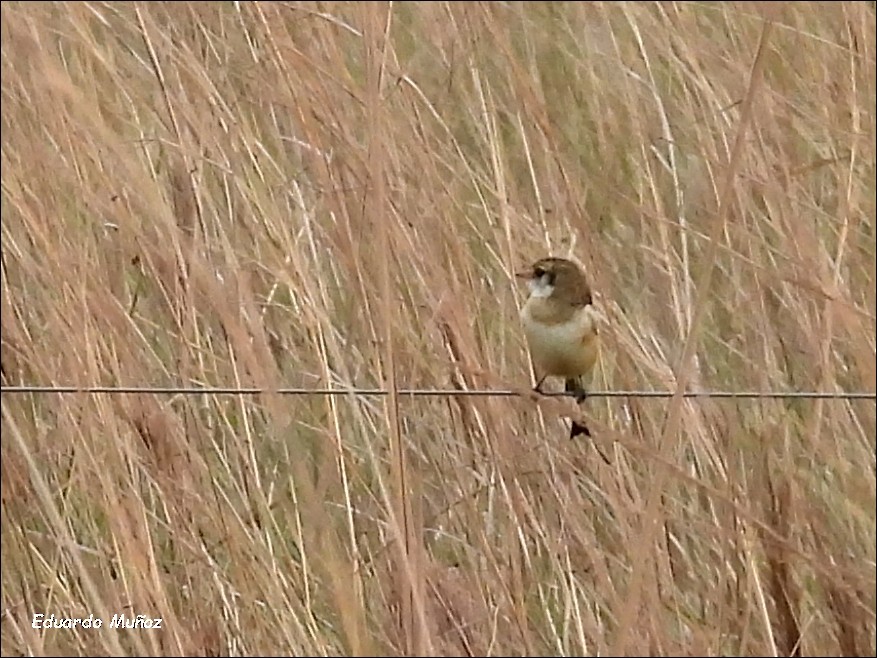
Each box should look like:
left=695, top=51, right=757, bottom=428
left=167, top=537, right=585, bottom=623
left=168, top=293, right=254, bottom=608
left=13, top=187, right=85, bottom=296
left=570, top=420, right=591, bottom=439
left=565, top=378, right=589, bottom=439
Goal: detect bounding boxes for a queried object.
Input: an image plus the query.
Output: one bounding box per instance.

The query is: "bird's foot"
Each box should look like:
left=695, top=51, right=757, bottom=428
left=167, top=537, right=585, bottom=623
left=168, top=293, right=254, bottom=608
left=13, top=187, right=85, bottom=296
left=564, top=379, right=588, bottom=404
left=532, top=375, right=549, bottom=395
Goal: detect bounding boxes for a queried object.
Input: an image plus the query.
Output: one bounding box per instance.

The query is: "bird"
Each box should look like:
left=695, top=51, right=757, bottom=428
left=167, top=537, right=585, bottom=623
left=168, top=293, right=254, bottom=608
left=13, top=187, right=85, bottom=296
left=517, top=256, right=600, bottom=439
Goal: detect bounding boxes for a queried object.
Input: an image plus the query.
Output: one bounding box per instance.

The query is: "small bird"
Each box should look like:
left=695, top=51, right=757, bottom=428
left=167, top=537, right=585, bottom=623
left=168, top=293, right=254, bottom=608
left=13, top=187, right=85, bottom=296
left=517, top=256, right=600, bottom=439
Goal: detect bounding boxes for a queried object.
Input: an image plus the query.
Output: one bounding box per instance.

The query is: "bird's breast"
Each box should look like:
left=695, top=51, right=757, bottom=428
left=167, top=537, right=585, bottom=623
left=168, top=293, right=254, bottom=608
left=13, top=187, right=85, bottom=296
left=521, top=300, right=599, bottom=378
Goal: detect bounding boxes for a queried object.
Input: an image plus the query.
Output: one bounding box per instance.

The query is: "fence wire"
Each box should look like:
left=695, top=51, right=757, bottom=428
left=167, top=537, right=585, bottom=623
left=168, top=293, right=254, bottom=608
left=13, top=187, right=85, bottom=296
left=1, top=385, right=874, bottom=400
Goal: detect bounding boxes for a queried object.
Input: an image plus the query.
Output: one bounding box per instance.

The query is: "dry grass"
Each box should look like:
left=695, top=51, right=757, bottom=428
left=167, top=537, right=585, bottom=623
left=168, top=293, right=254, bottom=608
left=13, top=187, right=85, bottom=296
left=1, top=2, right=875, bottom=656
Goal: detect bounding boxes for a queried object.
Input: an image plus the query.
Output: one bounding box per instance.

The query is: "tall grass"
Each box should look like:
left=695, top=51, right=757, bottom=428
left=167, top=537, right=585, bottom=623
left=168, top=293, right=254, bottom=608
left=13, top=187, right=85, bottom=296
left=2, top=2, right=874, bottom=655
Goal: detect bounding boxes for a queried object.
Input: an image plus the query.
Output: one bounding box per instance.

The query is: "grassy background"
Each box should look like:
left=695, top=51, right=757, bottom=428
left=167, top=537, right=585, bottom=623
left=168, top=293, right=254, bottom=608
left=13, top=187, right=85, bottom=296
left=1, top=1, right=875, bottom=655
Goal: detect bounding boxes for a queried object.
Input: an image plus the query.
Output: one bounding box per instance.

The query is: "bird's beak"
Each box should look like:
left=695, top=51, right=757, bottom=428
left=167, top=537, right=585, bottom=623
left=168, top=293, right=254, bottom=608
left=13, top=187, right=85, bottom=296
left=514, top=269, right=532, bottom=280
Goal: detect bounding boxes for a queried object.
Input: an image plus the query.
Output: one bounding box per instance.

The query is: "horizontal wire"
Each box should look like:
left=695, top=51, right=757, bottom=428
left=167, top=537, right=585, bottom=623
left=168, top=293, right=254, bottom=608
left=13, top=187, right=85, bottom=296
left=0, top=385, right=874, bottom=400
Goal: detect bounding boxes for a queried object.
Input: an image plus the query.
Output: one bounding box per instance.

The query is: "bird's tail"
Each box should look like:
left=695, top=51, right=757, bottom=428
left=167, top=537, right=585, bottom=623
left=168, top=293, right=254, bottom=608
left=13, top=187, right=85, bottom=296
left=564, top=377, right=590, bottom=439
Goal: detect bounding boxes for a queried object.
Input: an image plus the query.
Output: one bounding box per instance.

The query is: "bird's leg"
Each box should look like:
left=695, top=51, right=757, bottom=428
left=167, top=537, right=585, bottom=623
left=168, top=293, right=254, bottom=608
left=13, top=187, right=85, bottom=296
left=564, top=378, right=588, bottom=404
left=532, top=374, right=549, bottom=394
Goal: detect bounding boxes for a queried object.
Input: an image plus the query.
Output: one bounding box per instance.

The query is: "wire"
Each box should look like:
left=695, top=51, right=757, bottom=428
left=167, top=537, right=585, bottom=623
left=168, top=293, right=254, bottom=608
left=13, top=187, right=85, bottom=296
left=0, top=385, right=874, bottom=400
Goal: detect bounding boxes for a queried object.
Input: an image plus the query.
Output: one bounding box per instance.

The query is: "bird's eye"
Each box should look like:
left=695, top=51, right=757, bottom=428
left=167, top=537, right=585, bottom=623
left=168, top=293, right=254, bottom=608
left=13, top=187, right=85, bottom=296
left=533, top=267, right=545, bottom=278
